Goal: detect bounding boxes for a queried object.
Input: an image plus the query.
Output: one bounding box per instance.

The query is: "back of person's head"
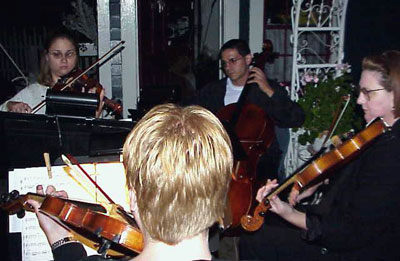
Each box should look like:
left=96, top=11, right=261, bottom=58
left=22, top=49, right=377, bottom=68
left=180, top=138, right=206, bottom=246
left=362, top=50, right=400, bottom=117
left=219, top=39, right=251, bottom=59
left=123, top=104, right=233, bottom=245
left=38, top=30, right=79, bottom=86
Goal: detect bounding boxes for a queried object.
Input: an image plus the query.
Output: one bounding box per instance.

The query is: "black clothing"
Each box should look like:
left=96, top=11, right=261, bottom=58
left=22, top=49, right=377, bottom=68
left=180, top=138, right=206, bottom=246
left=53, top=242, right=224, bottom=261
left=240, top=119, right=400, bottom=260
left=182, top=78, right=305, bottom=181
left=182, top=78, right=305, bottom=128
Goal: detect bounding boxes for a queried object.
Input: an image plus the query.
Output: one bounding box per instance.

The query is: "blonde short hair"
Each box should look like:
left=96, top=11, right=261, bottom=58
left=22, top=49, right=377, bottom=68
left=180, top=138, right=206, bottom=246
left=123, top=104, right=233, bottom=244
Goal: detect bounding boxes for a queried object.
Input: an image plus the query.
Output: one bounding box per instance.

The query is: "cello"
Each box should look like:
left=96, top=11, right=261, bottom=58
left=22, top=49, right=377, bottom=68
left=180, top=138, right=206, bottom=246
left=218, top=43, right=276, bottom=232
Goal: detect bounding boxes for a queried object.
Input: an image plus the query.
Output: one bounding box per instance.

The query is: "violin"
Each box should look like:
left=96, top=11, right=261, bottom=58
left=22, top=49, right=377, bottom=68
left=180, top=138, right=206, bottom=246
left=0, top=190, right=143, bottom=257
left=54, top=68, right=123, bottom=116
left=240, top=118, right=388, bottom=232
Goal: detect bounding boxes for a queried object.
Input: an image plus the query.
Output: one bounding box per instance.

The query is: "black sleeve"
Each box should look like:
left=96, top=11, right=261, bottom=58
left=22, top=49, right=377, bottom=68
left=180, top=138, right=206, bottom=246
left=303, top=134, right=400, bottom=251
left=52, top=242, right=88, bottom=261
left=52, top=242, right=130, bottom=261
left=250, top=81, right=305, bottom=128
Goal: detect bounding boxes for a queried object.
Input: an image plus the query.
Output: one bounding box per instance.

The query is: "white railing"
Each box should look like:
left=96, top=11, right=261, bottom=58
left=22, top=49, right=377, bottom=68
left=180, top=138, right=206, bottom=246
left=285, top=0, right=348, bottom=174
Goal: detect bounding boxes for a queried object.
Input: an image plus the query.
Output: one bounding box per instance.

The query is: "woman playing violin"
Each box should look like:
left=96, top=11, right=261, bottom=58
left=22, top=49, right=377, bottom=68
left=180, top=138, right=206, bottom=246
left=0, top=30, right=104, bottom=117
left=239, top=50, right=400, bottom=260
left=27, top=104, right=233, bottom=261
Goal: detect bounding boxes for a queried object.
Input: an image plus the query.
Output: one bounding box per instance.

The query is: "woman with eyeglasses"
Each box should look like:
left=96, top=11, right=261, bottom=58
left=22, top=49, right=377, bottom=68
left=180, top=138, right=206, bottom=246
left=0, top=30, right=104, bottom=117
left=239, top=50, right=400, bottom=260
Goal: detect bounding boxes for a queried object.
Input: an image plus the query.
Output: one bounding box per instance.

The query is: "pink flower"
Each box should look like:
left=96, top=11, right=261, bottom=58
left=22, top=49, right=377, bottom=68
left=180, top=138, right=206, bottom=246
left=335, top=63, right=351, bottom=73
left=305, top=73, right=314, bottom=83
left=301, top=72, right=315, bottom=85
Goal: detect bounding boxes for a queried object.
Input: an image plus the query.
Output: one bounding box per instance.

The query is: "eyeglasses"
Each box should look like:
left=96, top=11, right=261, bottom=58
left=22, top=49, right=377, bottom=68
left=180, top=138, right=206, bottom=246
left=220, top=57, right=244, bottom=69
left=49, top=50, right=77, bottom=60
left=358, top=87, right=385, bottom=100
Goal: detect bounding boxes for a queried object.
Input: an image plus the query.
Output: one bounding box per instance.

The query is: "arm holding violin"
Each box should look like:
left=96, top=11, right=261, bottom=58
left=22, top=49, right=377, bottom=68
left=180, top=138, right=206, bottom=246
left=26, top=185, right=73, bottom=245
left=256, top=179, right=307, bottom=230
left=27, top=185, right=90, bottom=260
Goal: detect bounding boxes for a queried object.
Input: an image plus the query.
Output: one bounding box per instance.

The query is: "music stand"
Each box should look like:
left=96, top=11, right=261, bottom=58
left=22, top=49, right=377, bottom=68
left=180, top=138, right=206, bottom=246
left=45, top=89, right=99, bottom=118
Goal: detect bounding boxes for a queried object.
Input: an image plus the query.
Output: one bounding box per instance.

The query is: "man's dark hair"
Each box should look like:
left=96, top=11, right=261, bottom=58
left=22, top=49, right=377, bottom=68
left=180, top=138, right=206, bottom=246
left=219, top=39, right=251, bottom=58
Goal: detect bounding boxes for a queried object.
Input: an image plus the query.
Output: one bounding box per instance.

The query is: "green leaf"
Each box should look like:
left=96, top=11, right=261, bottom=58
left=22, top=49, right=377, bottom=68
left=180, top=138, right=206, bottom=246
left=297, top=72, right=363, bottom=145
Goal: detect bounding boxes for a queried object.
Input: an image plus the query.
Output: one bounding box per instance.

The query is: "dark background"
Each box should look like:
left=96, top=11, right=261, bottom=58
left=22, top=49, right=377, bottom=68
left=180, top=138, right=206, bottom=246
left=344, top=0, right=400, bottom=82
left=0, top=0, right=72, bottom=26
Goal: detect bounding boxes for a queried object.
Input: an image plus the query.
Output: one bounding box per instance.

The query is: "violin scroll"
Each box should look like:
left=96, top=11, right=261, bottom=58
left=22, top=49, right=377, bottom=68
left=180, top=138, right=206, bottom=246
left=240, top=203, right=270, bottom=232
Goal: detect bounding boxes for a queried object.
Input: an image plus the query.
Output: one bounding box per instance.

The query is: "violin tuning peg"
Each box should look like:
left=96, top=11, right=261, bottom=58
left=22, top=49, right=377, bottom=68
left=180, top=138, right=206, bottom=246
left=10, top=190, right=19, bottom=199
left=17, top=209, right=26, bottom=219
left=259, top=211, right=266, bottom=217
left=0, top=193, right=10, bottom=204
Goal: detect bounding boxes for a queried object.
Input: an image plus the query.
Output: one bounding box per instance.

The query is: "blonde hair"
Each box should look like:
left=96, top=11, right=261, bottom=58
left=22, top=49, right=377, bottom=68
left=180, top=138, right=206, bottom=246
left=123, top=104, right=233, bottom=244
left=362, top=50, right=400, bottom=117
left=38, top=53, right=53, bottom=86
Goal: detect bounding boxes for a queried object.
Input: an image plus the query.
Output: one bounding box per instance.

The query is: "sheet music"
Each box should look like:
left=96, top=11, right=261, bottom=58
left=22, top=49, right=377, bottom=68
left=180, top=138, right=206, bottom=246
left=8, top=162, right=129, bottom=261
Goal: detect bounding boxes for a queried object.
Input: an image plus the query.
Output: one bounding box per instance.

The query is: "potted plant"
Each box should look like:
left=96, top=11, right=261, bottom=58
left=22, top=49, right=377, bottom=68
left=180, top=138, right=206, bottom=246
left=296, top=64, right=363, bottom=148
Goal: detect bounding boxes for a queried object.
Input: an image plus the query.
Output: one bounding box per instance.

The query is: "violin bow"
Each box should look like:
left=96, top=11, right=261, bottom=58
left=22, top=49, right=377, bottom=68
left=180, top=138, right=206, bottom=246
left=320, top=94, right=351, bottom=150
left=31, top=41, right=125, bottom=114
left=61, top=154, right=115, bottom=204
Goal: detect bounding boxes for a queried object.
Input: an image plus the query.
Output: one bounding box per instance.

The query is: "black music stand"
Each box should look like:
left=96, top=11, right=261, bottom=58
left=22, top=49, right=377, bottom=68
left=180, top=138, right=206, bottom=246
left=45, top=89, right=99, bottom=118
left=0, top=112, right=134, bottom=170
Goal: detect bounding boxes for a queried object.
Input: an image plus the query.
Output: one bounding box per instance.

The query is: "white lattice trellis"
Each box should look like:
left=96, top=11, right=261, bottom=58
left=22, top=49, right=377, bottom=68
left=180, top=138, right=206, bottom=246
left=285, top=0, right=349, bottom=175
